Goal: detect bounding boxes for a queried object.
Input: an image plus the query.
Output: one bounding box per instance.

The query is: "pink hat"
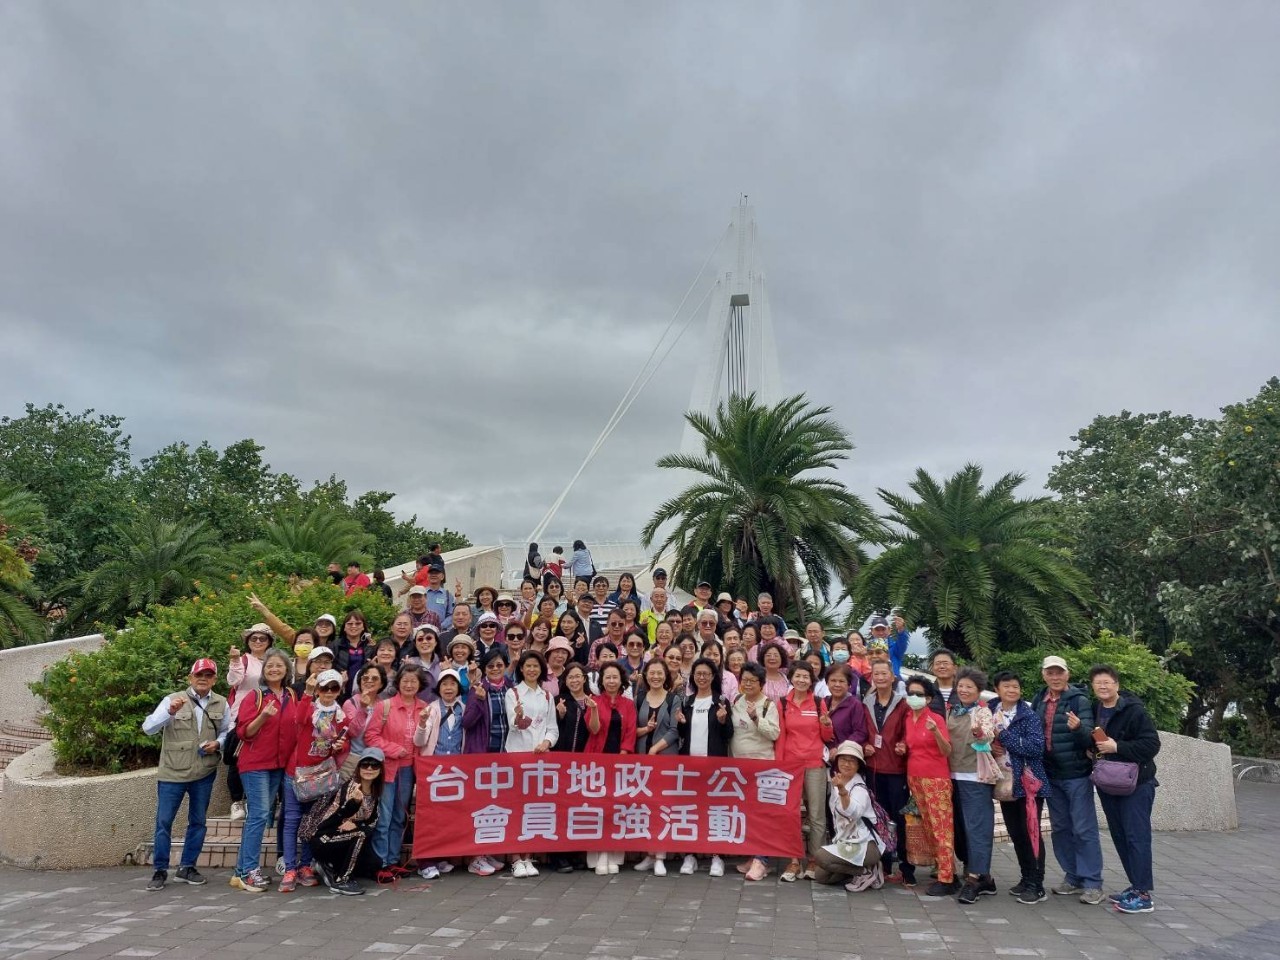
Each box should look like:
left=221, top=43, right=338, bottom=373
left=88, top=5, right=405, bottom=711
left=546, top=636, right=574, bottom=656
left=190, top=658, right=218, bottom=676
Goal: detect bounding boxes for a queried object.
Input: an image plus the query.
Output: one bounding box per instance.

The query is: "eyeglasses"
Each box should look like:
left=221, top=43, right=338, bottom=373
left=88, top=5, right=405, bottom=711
left=360, top=674, right=381, bottom=683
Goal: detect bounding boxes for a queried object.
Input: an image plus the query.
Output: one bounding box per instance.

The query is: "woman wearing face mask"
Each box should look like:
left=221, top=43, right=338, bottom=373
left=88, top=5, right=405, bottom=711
left=776, top=661, right=835, bottom=882
left=827, top=639, right=866, bottom=697
left=341, top=664, right=388, bottom=777
left=301, top=748, right=385, bottom=896
left=585, top=662, right=637, bottom=875
left=902, top=676, right=958, bottom=897
left=232, top=648, right=296, bottom=893
left=675, top=658, right=734, bottom=878
left=411, top=668, right=468, bottom=880
left=504, top=651, right=559, bottom=878
left=280, top=668, right=350, bottom=892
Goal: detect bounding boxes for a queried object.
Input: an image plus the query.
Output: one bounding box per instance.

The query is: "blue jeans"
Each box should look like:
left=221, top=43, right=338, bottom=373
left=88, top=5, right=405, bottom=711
left=955, top=780, right=995, bottom=876
left=153, top=771, right=216, bottom=872
left=1098, top=778, right=1156, bottom=892
left=236, top=768, right=283, bottom=878
left=282, top=778, right=314, bottom=872
left=373, top=766, right=414, bottom=867
left=1046, top=775, right=1103, bottom=887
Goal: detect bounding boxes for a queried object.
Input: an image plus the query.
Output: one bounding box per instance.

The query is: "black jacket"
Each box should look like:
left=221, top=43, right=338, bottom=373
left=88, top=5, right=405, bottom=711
left=677, top=694, right=734, bottom=757
left=1092, top=691, right=1160, bottom=784
left=1031, top=683, right=1095, bottom=781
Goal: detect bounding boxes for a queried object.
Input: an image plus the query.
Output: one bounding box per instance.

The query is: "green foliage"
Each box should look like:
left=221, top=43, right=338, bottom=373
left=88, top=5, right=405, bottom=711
left=63, top=517, right=230, bottom=629
left=0, top=480, right=51, bottom=648
left=240, top=505, right=374, bottom=576
left=641, top=393, right=879, bottom=620
left=993, top=631, right=1195, bottom=733
left=856, top=464, right=1093, bottom=665
left=1049, top=380, right=1280, bottom=740
left=31, top=574, right=395, bottom=772
left=0, top=404, right=138, bottom=598
left=349, top=491, right=470, bottom=567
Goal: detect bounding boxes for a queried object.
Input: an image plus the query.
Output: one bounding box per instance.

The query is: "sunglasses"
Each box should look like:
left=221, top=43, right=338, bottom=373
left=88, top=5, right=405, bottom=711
left=480, top=623, right=498, bottom=629
left=319, top=684, right=342, bottom=693
left=505, top=633, right=525, bottom=641
left=357, top=760, right=383, bottom=770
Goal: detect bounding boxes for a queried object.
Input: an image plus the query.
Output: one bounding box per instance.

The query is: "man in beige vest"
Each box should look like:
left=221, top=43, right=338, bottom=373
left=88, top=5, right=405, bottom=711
left=140, top=657, right=229, bottom=891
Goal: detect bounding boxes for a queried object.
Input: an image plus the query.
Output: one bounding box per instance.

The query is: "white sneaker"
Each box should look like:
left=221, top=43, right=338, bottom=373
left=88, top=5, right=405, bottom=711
left=418, top=865, right=440, bottom=880
left=437, top=861, right=455, bottom=874
left=511, top=859, right=528, bottom=878
left=709, top=856, right=725, bottom=878
left=634, top=856, right=656, bottom=872
left=524, top=860, right=539, bottom=877
left=229, top=801, right=247, bottom=821
left=608, top=862, right=619, bottom=875
left=680, top=855, right=697, bottom=875
left=468, top=858, right=495, bottom=877
left=653, top=858, right=667, bottom=877
left=595, top=859, right=609, bottom=876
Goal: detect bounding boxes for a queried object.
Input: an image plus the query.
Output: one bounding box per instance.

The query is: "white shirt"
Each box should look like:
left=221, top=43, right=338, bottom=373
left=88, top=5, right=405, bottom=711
left=689, top=695, right=713, bottom=757
left=140, top=689, right=230, bottom=748
left=503, top=682, right=560, bottom=752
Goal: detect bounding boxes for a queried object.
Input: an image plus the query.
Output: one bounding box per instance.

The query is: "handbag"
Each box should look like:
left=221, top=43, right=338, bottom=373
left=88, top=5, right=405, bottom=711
left=1091, top=758, right=1138, bottom=796
left=293, top=757, right=341, bottom=801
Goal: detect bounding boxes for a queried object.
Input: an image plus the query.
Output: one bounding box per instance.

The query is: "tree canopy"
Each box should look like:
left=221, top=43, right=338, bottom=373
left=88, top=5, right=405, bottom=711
left=642, top=393, right=879, bottom=620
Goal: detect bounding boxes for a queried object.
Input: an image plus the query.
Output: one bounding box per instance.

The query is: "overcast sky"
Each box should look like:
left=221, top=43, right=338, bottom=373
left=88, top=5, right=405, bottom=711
left=2, top=1, right=1278, bottom=550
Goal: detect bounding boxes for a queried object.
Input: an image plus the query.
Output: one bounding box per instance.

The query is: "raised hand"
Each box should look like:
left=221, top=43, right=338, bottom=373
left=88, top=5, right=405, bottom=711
left=261, top=700, right=279, bottom=717
left=556, top=698, right=567, bottom=718
left=228, top=645, right=241, bottom=660
left=1065, top=710, right=1081, bottom=731
left=168, top=695, right=187, bottom=715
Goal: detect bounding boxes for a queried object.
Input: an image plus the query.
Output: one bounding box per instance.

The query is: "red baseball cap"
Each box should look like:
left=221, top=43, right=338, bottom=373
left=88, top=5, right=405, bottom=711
left=190, top=658, right=218, bottom=676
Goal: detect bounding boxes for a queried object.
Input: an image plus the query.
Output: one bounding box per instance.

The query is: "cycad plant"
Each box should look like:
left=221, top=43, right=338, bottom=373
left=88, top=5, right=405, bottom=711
left=855, top=464, right=1093, bottom=664
left=642, top=393, right=879, bottom=619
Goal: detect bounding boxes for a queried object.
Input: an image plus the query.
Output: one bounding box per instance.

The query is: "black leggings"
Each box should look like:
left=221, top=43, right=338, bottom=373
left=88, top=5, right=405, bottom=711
left=311, top=829, right=381, bottom=883
left=867, top=770, right=915, bottom=882
left=1001, top=797, right=1046, bottom=886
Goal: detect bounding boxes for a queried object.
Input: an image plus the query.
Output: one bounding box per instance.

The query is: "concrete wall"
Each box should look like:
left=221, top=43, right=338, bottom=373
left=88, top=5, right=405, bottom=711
left=0, top=742, right=230, bottom=869
left=382, top=545, right=507, bottom=608
left=1145, top=731, right=1237, bottom=831
left=0, top=635, right=106, bottom=725
left=1232, top=754, right=1280, bottom=784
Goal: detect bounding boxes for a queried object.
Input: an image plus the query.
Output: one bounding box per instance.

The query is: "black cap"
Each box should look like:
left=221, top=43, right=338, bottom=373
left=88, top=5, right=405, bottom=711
left=653, top=568, right=668, bottom=578
left=696, top=580, right=712, bottom=590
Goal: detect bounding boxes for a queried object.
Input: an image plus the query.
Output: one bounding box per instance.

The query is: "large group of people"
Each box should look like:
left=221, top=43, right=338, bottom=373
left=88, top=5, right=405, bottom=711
left=143, top=555, right=1161, bottom=915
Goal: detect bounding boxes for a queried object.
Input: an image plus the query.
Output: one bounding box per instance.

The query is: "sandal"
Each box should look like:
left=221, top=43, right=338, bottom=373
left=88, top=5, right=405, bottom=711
left=780, top=860, right=801, bottom=882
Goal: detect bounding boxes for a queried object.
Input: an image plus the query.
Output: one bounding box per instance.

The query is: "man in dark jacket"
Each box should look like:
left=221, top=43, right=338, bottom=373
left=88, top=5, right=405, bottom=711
left=1089, top=664, right=1161, bottom=914
left=1031, top=655, right=1106, bottom=904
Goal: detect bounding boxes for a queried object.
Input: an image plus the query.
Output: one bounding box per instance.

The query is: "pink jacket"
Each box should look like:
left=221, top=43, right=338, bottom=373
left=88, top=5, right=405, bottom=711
left=365, top=694, right=428, bottom=779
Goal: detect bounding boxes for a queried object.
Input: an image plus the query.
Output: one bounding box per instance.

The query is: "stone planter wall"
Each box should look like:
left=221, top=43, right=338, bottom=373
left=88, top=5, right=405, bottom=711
left=0, top=635, right=106, bottom=726
left=0, top=742, right=230, bottom=870
left=1147, top=731, right=1237, bottom=831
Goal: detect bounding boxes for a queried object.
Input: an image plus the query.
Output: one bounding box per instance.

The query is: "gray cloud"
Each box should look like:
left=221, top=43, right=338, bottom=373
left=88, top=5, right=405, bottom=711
left=2, top=1, right=1278, bottom=550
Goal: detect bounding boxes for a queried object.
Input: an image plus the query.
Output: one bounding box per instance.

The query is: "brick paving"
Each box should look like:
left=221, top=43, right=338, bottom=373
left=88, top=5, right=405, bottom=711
left=1, top=781, right=1277, bottom=960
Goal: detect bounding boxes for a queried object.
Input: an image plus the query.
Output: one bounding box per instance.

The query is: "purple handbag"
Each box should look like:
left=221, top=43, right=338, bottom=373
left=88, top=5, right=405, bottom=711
left=1090, top=758, right=1138, bottom=797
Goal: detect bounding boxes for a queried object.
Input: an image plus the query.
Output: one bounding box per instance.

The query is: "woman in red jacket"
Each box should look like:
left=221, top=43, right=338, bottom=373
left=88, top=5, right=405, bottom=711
left=280, top=669, right=350, bottom=892
left=365, top=663, right=429, bottom=876
left=863, top=659, right=914, bottom=885
left=902, top=675, right=957, bottom=897
left=775, top=660, right=835, bottom=882
left=585, top=662, right=637, bottom=875
left=232, top=649, right=297, bottom=893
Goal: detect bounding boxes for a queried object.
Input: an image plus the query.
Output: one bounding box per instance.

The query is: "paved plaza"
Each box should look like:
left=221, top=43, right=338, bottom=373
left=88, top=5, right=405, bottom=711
left=1, top=782, right=1277, bottom=960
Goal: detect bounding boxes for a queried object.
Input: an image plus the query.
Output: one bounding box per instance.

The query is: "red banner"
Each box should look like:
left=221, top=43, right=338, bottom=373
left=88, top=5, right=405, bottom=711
left=411, top=754, right=808, bottom=860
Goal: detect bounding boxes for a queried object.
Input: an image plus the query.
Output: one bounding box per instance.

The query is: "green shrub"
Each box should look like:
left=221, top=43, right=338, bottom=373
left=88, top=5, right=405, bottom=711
left=993, top=630, right=1195, bottom=733
left=30, top=567, right=395, bottom=773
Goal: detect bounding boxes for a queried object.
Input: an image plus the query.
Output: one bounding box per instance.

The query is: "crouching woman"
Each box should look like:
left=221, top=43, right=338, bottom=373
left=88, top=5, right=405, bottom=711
left=811, top=740, right=886, bottom=892
left=300, top=748, right=385, bottom=895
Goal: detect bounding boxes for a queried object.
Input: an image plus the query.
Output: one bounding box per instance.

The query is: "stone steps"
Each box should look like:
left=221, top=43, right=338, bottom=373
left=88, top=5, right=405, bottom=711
left=0, top=719, right=50, bottom=778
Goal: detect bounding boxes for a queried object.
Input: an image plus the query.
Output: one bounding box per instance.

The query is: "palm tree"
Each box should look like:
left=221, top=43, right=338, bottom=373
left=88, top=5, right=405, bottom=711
left=0, top=480, right=49, bottom=647
left=855, top=464, right=1093, bottom=664
left=66, top=516, right=229, bottom=628
left=241, top=505, right=373, bottom=576
left=641, top=393, right=879, bottom=619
